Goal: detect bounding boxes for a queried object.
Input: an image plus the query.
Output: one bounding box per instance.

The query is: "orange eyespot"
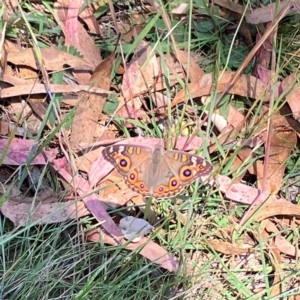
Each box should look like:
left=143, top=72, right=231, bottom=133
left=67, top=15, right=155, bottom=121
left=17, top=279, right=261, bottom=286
left=117, top=156, right=131, bottom=172
left=127, top=170, right=138, bottom=184
left=136, top=181, right=148, bottom=192
left=168, top=176, right=180, bottom=191
left=155, top=185, right=168, bottom=195
left=179, top=166, right=194, bottom=180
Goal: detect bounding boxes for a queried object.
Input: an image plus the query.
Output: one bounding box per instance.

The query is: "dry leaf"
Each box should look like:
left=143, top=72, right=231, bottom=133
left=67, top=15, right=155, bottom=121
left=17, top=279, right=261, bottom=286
left=245, top=0, right=296, bottom=24
left=0, top=186, right=89, bottom=226
left=0, top=83, right=111, bottom=99
left=281, top=73, right=300, bottom=120
left=70, top=52, right=115, bottom=150
left=255, top=29, right=273, bottom=84
left=54, top=0, right=102, bottom=68
left=256, top=129, right=297, bottom=193
left=121, top=41, right=159, bottom=100
left=172, top=71, right=267, bottom=107
left=206, top=239, right=254, bottom=255
left=119, top=216, right=153, bottom=242
left=253, top=198, right=300, bottom=222
left=87, top=227, right=181, bottom=273
left=0, top=138, right=58, bottom=165
left=7, top=48, right=92, bottom=72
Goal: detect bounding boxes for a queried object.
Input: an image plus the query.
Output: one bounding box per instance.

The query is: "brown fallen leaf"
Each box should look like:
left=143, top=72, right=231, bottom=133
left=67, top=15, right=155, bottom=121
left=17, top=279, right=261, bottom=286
left=206, top=239, right=253, bottom=255
left=227, top=106, right=245, bottom=127
left=245, top=0, right=296, bottom=24
left=0, top=120, right=9, bottom=135
left=18, top=65, right=38, bottom=81
left=255, top=28, right=273, bottom=84
left=0, top=138, right=58, bottom=165
left=269, top=241, right=284, bottom=297
left=118, top=47, right=204, bottom=118
left=214, top=0, right=247, bottom=15
left=117, top=41, right=159, bottom=120
left=122, top=25, right=145, bottom=43
left=83, top=197, right=123, bottom=241
left=79, top=4, right=102, bottom=35
left=53, top=0, right=102, bottom=69
left=86, top=227, right=181, bottom=273
left=69, top=52, right=115, bottom=150
left=256, top=129, right=297, bottom=193
left=252, top=198, right=300, bottom=222
left=274, top=235, right=296, bottom=257
left=122, top=40, right=159, bottom=100
left=7, top=48, right=93, bottom=72
left=263, top=220, right=296, bottom=256
left=218, top=175, right=270, bottom=205
left=0, top=186, right=89, bottom=226
left=172, top=71, right=268, bottom=107
left=281, top=73, right=300, bottom=121
left=163, top=50, right=205, bottom=84
left=0, top=83, right=111, bottom=99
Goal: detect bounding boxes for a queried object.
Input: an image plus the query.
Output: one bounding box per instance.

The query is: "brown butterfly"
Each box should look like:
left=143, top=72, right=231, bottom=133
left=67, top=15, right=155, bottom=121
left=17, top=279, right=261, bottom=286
left=102, top=144, right=213, bottom=199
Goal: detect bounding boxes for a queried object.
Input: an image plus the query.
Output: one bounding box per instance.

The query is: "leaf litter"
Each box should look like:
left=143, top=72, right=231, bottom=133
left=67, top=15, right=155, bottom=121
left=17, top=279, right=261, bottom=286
left=1, top=0, right=300, bottom=296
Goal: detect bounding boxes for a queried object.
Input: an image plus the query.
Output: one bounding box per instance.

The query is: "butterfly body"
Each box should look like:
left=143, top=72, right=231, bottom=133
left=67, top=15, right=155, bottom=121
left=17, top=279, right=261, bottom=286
left=102, top=144, right=213, bottom=199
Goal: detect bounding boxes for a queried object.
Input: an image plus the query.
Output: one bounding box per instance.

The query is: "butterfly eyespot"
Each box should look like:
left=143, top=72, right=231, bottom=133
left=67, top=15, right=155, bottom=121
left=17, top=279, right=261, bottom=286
left=120, top=159, right=127, bottom=167
left=183, top=169, right=192, bottom=177
left=127, top=170, right=138, bottom=184
left=180, top=166, right=194, bottom=179
left=167, top=177, right=181, bottom=192
left=171, top=179, right=178, bottom=187
left=117, top=156, right=131, bottom=172
left=137, top=182, right=149, bottom=192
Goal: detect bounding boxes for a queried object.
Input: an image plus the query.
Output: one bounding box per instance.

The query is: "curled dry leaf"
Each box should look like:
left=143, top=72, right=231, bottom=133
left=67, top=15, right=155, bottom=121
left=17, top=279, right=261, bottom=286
left=253, top=198, right=300, bottom=222
left=119, top=216, right=153, bottom=243
left=262, top=220, right=296, bottom=256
